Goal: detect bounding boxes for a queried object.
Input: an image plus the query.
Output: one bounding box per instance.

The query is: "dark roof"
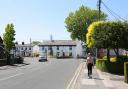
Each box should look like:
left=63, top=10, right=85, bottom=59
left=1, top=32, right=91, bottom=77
left=39, top=40, right=77, bottom=46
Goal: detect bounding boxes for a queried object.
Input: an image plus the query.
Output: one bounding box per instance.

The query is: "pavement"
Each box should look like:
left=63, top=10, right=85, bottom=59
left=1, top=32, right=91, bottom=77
left=74, top=62, right=128, bottom=89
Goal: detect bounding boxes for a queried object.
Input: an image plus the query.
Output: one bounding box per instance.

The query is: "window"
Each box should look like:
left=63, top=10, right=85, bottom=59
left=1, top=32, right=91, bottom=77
left=69, top=46, right=72, bottom=50
left=69, top=52, right=72, bottom=56
left=29, top=47, right=31, bottom=50
left=25, top=47, right=27, bottom=50
left=21, top=47, right=23, bottom=50
left=42, top=46, right=44, bottom=50
left=56, top=52, right=59, bottom=57
left=16, top=47, right=18, bottom=50
left=48, top=46, right=52, bottom=50
left=57, top=46, right=59, bottom=50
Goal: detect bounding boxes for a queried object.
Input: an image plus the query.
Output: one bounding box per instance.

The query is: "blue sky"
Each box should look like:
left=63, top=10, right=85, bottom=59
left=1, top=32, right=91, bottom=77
left=0, top=0, right=128, bottom=43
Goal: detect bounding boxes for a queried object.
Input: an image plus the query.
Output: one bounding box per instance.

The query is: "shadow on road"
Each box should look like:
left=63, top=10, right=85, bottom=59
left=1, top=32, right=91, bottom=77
left=0, top=63, right=30, bottom=70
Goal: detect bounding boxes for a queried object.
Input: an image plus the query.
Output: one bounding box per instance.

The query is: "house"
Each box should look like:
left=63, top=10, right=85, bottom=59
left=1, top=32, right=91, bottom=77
left=98, top=49, right=125, bottom=58
left=15, top=42, right=33, bottom=57
left=38, top=40, right=86, bottom=58
left=0, top=36, right=7, bottom=66
left=0, top=36, right=5, bottom=59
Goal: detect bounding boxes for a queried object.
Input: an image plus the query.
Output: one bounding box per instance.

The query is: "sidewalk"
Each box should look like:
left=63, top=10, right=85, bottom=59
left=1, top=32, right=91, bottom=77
left=74, top=62, right=128, bottom=89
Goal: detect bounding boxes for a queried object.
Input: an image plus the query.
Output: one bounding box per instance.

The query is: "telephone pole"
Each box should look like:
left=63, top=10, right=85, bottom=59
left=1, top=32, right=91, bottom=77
left=97, top=0, right=102, bottom=20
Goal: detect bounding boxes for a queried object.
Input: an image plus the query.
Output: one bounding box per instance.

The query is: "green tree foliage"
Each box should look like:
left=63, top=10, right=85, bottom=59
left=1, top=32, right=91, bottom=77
left=65, top=6, right=107, bottom=42
left=3, top=23, right=16, bottom=52
left=87, top=21, right=128, bottom=58
left=32, top=41, right=41, bottom=45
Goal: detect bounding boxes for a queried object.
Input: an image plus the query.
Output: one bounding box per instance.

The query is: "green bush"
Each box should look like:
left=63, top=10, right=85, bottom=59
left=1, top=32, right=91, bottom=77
left=124, top=62, right=128, bottom=83
left=96, top=56, right=128, bottom=75
left=0, top=59, right=7, bottom=66
left=103, top=56, right=107, bottom=60
left=96, top=59, right=108, bottom=72
left=110, top=57, right=117, bottom=62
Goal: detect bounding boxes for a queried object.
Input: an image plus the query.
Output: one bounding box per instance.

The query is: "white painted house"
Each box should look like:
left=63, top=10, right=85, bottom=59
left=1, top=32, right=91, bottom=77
left=15, top=43, right=33, bottom=57
left=38, top=40, right=85, bottom=58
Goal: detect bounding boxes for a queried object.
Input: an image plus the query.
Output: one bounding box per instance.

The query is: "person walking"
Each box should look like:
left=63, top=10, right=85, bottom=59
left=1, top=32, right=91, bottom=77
left=86, top=53, right=94, bottom=79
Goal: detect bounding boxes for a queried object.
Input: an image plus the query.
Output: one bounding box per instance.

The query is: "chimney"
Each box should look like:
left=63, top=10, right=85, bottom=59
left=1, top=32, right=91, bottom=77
left=15, top=42, right=18, bottom=45
left=50, top=34, right=54, bottom=42
left=22, top=42, right=25, bottom=45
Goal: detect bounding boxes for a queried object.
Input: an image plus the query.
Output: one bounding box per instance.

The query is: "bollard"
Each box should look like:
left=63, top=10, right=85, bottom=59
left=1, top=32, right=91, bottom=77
left=124, top=62, right=128, bottom=83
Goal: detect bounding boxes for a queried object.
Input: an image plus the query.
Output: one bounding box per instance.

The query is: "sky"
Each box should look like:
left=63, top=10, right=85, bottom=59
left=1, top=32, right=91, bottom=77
left=0, top=0, right=128, bottom=44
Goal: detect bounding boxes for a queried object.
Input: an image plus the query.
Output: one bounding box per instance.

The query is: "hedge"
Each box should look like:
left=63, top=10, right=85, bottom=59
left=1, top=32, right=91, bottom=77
left=0, top=59, right=7, bottom=66
left=124, top=62, right=128, bottom=83
left=96, top=56, right=128, bottom=75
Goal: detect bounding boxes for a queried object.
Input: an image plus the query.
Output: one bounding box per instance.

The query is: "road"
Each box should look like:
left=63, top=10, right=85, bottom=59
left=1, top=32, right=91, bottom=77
left=0, top=57, right=82, bottom=89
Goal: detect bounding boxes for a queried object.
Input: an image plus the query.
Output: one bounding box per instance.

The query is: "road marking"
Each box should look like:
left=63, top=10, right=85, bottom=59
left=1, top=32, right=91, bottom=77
left=66, top=62, right=84, bottom=89
left=82, top=78, right=96, bottom=85
left=0, top=73, right=24, bottom=81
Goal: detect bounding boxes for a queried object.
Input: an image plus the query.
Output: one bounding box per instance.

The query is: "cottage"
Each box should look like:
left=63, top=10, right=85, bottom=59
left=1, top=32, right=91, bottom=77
left=15, top=42, right=33, bottom=57
left=38, top=40, right=85, bottom=58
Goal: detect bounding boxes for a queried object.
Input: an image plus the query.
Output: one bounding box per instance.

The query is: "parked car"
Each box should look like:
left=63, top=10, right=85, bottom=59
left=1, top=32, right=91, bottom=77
left=39, top=53, right=48, bottom=62
left=39, top=55, right=47, bottom=62
left=15, top=55, right=24, bottom=64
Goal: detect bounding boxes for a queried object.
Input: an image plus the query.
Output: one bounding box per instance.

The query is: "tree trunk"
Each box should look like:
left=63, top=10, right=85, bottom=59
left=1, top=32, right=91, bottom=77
left=114, top=48, right=119, bottom=58
left=107, top=48, right=110, bottom=61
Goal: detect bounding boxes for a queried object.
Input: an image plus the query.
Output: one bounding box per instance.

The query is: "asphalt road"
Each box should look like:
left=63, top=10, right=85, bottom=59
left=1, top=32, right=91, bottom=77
left=0, top=57, right=82, bottom=89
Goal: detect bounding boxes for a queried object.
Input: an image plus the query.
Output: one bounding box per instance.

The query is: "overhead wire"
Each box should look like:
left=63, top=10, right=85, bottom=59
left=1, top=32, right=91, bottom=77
left=101, top=0, right=125, bottom=21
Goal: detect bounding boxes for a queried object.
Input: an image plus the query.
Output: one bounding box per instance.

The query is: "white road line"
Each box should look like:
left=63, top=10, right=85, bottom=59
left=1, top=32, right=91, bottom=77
left=0, top=73, right=24, bottom=81
left=66, top=62, right=83, bottom=89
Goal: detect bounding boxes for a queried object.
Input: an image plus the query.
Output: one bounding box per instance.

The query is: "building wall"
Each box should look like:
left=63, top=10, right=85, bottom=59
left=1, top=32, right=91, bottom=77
left=15, top=46, right=33, bottom=57
left=75, top=41, right=83, bottom=58
left=39, top=45, right=76, bottom=58
left=98, top=49, right=125, bottom=57
left=33, top=45, right=40, bottom=55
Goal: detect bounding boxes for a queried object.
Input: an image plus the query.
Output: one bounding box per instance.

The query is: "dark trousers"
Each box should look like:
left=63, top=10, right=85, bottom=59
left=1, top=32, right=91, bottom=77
left=87, top=63, right=93, bottom=76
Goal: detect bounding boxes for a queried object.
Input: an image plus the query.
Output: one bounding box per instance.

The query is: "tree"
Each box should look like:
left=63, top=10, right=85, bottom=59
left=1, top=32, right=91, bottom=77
left=3, top=23, right=16, bottom=52
left=32, top=41, right=41, bottom=45
left=87, top=21, right=128, bottom=59
left=65, top=6, right=107, bottom=42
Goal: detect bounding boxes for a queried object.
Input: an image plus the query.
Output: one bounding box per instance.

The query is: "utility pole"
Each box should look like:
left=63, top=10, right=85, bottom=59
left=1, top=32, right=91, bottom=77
left=30, top=38, right=32, bottom=57
left=97, top=0, right=102, bottom=20
left=96, top=0, right=102, bottom=59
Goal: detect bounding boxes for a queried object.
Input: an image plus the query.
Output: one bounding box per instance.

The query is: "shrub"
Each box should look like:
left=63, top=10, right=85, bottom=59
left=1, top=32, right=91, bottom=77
left=103, top=56, right=107, bottom=60
left=96, top=56, right=128, bottom=75
left=124, top=62, right=128, bottom=83
left=110, top=57, right=117, bottom=62
left=96, top=58, right=108, bottom=71
left=33, top=53, right=39, bottom=57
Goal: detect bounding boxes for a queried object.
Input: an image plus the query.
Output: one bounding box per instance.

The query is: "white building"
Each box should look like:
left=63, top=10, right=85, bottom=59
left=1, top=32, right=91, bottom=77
left=32, top=45, right=40, bottom=56
left=38, top=40, right=85, bottom=58
left=15, top=44, right=33, bottom=57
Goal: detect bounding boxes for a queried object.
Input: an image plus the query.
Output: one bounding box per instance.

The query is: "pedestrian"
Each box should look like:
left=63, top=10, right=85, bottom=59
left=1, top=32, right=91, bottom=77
left=86, top=53, right=94, bottom=79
